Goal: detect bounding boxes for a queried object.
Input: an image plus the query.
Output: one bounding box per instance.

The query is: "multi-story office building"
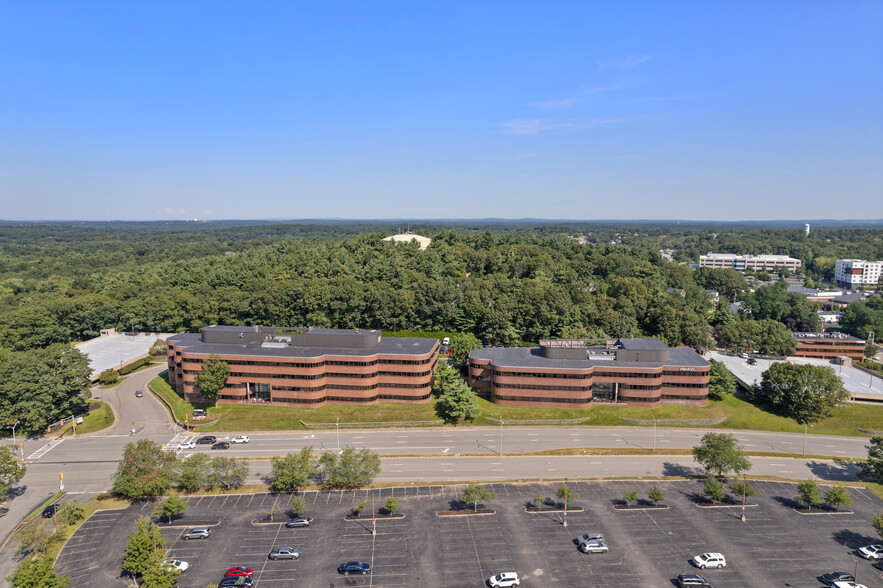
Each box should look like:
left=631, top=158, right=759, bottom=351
left=793, top=332, right=866, bottom=360
left=699, top=253, right=801, bottom=272
left=167, top=326, right=438, bottom=405
left=835, top=259, right=883, bottom=288
left=468, top=338, right=709, bottom=409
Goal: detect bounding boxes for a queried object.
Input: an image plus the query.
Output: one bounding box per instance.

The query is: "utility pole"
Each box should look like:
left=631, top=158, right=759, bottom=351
left=741, top=475, right=747, bottom=522
left=371, top=490, right=376, bottom=536
left=336, top=417, right=340, bottom=454
left=500, top=417, right=503, bottom=456
left=651, top=414, right=658, bottom=453
left=563, top=478, right=568, bottom=527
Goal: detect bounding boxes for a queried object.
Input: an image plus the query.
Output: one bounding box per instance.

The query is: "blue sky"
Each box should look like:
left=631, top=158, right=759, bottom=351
left=1, top=1, right=881, bottom=221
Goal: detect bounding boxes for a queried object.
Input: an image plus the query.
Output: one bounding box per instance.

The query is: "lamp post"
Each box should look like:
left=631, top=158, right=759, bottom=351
left=740, top=475, right=747, bottom=522
left=651, top=414, right=658, bottom=453
left=563, top=477, right=568, bottom=527
left=6, top=421, right=20, bottom=460
left=800, top=420, right=811, bottom=456
left=336, top=417, right=340, bottom=455
left=500, top=417, right=503, bottom=456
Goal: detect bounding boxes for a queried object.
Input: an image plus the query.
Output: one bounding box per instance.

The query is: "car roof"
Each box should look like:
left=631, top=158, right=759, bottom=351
left=699, top=552, right=723, bottom=558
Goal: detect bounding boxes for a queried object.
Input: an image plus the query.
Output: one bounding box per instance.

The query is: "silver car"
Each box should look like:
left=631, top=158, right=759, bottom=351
left=576, top=532, right=604, bottom=545
left=580, top=540, right=608, bottom=554
left=181, top=527, right=210, bottom=540
left=269, top=546, right=300, bottom=560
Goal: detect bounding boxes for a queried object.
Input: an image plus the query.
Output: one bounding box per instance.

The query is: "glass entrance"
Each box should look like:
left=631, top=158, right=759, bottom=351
left=593, top=382, right=616, bottom=402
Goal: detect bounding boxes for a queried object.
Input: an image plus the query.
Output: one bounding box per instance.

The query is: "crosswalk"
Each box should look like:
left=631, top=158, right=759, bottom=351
left=163, top=433, right=196, bottom=452
left=27, top=439, right=64, bottom=460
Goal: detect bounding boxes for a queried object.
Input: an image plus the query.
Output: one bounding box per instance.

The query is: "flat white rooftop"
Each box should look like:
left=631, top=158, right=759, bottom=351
left=75, top=333, right=172, bottom=379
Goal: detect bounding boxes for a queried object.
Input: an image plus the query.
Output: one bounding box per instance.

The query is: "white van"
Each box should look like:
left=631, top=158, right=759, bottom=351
left=442, top=337, right=450, bottom=346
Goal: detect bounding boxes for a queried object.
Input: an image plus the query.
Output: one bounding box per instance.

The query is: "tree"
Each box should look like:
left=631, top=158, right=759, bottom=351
left=270, top=447, right=318, bottom=491
left=112, top=440, right=178, bottom=499
left=824, top=486, right=852, bottom=512
left=708, top=360, right=736, bottom=400
left=289, top=495, right=306, bottom=517
left=7, top=555, right=71, bottom=588
left=758, top=363, right=848, bottom=423
left=861, top=437, right=883, bottom=484
left=57, top=501, right=85, bottom=526
left=319, top=446, right=381, bottom=490
left=122, top=516, right=165, bottom=577
left=692, top=433, right=751, bottom=478
left=98, top=368, right=119, bottom=385
left=449, top=333, right=482, bottom=364
left=729, top=478, right=755, bottom=500
left=796, top=479, right=822, bottom=510
left=703, top=476, right=726, bottom=503
left=556, top=484, right=577, bottom=506
left=154, top=495, right=188, bottom=523
left=462, top=484, right=496, bottom=512
left=353, top=500, right=366, bottom=515
left=648, top=486, right=664, bottom=505
left=436, top=380, right=476, bottom=424
left=194, top=354, right=230, bottom=399
left=873, top=514, right=883, bottom=541
left=866, top=340, right=878, bottom=359
left=0, top=445, right=26, bottom=500
left=15, top=521, right=54, bottom=557
left=431, top=360, right=459, bottom=397
left=532, top=493, right=544, bottom=508
left=384, top=497, right=398, bottom=514
left=623, top=490, right=637, bottom=507
left=139, top=551, right=180, bottom=588
left=177, top=452, right=211, bottom=492
left=208, top=457, right=249, bottom=490
left=716, top=320, right=796, bottom=356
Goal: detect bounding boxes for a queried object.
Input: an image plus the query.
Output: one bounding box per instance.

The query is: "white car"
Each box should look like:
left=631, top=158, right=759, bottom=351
left=488, top=572, right=520, bottom=587
left=580, top=540, right=608, bottom=554
left=177, top=441, right=196, bottom=450
left=691, top=552, right=726, bottom=569
left=858, top=544, right=883, bottom=559
left=576, top=532, right=604, bottom=545
left=164, top=560, right=189, bottom=572
left=232, top=435, right=250, bottom=444
left=832, top=582, right=867, bottom=588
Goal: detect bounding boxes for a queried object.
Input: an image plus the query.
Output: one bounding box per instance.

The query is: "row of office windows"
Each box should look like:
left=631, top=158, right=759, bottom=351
left=485, top=369, right=707, bottom=380
left=492, top=383, right=593, bottom=392
left=491, top=394, right=593, bottom=405
left=222, top=370, right=431, bottom=380
left=618, top=394, right=709, bottom=402
left=181, top=357, right=434, bottom=367
left=217, top=392, right=432, bottom=404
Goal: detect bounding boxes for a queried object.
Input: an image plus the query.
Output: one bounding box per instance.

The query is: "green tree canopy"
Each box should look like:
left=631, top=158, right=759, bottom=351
left=861, top=437, right=883, bottom=484
left=154, top=495, right=188, bottom=523
left=0, top=445, right=26, bottom=500
left=112, top=440, right=178, bottom=499
left=716, top=319, right=796, bottom=355
left=194, top=354, right=230, bottom=399
left=431, top=360, right=459, bottom=396
left=824, top=485, right=852, bottom=511
left=449, top=333, right=482, bottom=364
left=8, top=555, right=71, bottom=588
left=692, top=432, right=751, bottom=478
left=796, top=479, right=822, bottom=510
left=648, top=486, right=664, bottom=505
left=319, top=446, right=381, bottom=490
left=208, top=457, right=249, bottom=490
left=462, top=484, right=497, bottom=512
left=177, top=452, right=211, bottom=492
left=703, top=476, right=725, bottom=502
left=436, top=380, right=475, bottom=424
left=758, top=362, right=848, bottom=423
left=708, top=360, right=736, bottom=400
left=270, top=447, right=318, bottom=492
left=729, top=478, right=755, bottom=499
left=122, top=516, right=165, bottom=577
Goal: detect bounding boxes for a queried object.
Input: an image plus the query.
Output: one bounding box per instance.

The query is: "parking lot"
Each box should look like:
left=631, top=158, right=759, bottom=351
left=56, top=480, right=883, bottom=587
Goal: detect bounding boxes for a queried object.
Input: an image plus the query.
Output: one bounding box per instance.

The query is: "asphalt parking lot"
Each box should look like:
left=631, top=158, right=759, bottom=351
left=55, top=481, right=883, bottom=587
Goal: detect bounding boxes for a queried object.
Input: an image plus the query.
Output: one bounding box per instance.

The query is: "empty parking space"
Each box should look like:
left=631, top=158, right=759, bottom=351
left=56, top=481, right=883, bottom=587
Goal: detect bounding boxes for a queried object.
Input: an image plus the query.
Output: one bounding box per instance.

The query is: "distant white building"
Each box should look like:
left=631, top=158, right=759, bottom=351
left=835, top=259, right=883, bottom=288
left=382, top=233, right=432, bottom=251
left=698, top=253, right=801, bottom=272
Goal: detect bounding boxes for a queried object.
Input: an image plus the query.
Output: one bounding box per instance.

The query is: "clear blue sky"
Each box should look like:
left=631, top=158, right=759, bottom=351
left=1, top=1, right=881, bottom=221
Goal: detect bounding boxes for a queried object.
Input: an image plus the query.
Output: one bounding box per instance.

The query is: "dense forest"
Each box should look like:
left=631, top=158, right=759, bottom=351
left=0, top=222, right=881, bottom=354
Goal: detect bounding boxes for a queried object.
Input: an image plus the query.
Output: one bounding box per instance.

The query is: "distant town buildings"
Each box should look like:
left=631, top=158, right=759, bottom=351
left=382, top=233, right=432, bottom=250
left=792, top=332, right=865, bottom=361
left=698, top=253, right=801, bottom=272
left=167, top=326, right=438, bottom=405
left=468, top=338, right=709, bottom=409
left=835, top=259, right=883, bottom=288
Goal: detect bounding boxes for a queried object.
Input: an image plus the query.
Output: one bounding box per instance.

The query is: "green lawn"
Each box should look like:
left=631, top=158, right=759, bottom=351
left=146, top=376, right=883, bottom=437
left=56, top=401, right=114, bottom=436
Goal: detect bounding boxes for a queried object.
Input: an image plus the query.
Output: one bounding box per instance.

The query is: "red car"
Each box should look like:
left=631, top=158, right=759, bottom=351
left=224, top=567, right=253, bottom=578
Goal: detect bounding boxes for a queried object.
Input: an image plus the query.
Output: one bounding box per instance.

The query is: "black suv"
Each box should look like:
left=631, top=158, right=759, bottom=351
left=196, top=436, right=217, bottom=445
left=41, top=504, right=59, bottom=518
left=677, top=574, right=712, bottom=587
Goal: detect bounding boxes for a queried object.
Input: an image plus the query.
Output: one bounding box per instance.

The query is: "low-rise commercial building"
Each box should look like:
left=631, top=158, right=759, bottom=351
left=793, top=332, right=866, bottom=360
left=835, top=259, right=883, bottom=288
left=699, top=253, right=801, bottom=272
left=468, top=338, right=709, bottom=409
left=167, top=326, right=438, bottom=405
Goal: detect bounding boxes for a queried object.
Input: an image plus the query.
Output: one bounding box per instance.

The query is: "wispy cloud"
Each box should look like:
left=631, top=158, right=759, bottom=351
left=534, top=98, right=580, bottom=110
left=161, top=208, right=187, bottom=215
left=598, top=55, right=651, bottom=70
left=200, top=209, right=212, bottom=216
left=504, top=119, right=572, bottom=135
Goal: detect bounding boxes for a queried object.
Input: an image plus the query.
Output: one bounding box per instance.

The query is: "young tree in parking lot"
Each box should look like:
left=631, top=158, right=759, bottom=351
left=208, top=457, right=249, bottom=490
left=7, top=555, right=71, bottom=588
left=353, top=500, right=367, bottom=516
left=692, top=432, right=751, bottom=479
left=449, top=333, right=482, bottom=365
left=796, top=479, right=822, bottom=511
left=824, top=486, right=853, bottom=512
left=729, top=479, right=755, bottom=501
left=462, top=484, right=497, bottom=512
left=860, top=437, right=883, bottom=485
left=122, top=516, right=165, bottom=577
left=648, top=486, right=664, bottom=505
left=270, top=447, right=318, bottom=491
left=872, top=514, right=883, bottom=541
left=194, top=354, right=230, bottom=400
left=0, top=445, right=26, bottom=501
left=289, top=496, right=306, bottom=518
left=556, top=484, right=577, bottom=507
left=57, top=500, right=85, bottom=526
left=384, top=497, right=398, bottom=514
left=319, top=446, right=381, bottom=490
left=532, top=493, right=545, bottom=508
left=178, top=452, right=211, bottom=492
left=139, top=551, right=180, bottom=588
left=703, top=476, right=726, bottom=503
left=154, top=495, right=188, bottom=523
left=113, top=440, right=178, bottom=499
left=623, top=490, right=637, bottom=507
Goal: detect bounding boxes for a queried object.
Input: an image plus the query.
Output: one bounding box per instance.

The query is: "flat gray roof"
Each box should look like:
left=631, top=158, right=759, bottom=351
left=618, top=338, right=669, bottom=351
left=75, top=333, right=172, bottom=379
left=470, top=345, right=708, bottom=370
left=168, top=332, right=436, bottom=358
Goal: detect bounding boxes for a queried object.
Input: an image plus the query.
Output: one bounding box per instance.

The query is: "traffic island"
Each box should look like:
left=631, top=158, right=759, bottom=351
left=345, top=513, right=406, bottom=520
left=436, top=509, right=496, bottom=517
left=156, top=520, right=220, bottom=527
left=694, top=502, right=757, bottom=509
left=793, top=506, right=854, bottom=515
left=613, top=503, right=670, bottom=511
left=525, top=506, right=585, bottom=514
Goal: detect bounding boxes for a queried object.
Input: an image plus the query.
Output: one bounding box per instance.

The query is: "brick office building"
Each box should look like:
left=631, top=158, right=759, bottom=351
left=468, top=338, right=710, bottom=409
left=167, top=326, right=438, bottom=405
left=792, top=332, right=866, bottom=361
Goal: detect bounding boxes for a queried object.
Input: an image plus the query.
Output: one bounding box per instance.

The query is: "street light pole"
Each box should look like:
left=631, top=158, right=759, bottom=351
left=6, top=421, right=20, bottom=460
left=500, top=417, right=503, bottom=456
left=740, top=475, right=747, bottom=522
left=336, top=417, right=340, bottom=454
left=563, top=477, right=568, bottom=527
left=801, top=420, right=808, bottom=456
left=651, top=414, right=658, bottom=453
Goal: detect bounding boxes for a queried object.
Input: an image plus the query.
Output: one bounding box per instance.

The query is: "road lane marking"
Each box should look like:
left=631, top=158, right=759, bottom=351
left=27, top=439, right=64, bottom=460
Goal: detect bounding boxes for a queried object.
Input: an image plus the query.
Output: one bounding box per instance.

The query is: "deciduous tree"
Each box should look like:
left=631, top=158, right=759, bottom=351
left=462, top=484, right=496, bottom=512
left=861, top=437, right=883, bottom=484
left=7, top=555, right=71, bottom=588
left=824, top=486, right=852, bottom=512
left=122, top=516, right=165, bottom=577
left=57, top=501, right=85, bottom=526
left=708, top=360, right=736, bottom=400
left=177, top=453, right=211, bottom=492
left=112, top=440, right=178, bottom=499
left=154, top=495, right=188, bottom=523
left=692, top=432, right=751, bottom=478
left=796, top=479, right=822, bottom=510
left=648, top=486, right=664, bottom=505
left=384, top=497, right=398, bottom=514
left=449, top=333, right=482, bottom=364
left=270, top=447, right=318, bottom=491
left=0, top=445, right=26, bottom=500
left=758, top=363, right=848, bottom=423
left=319, top=446, right=381, bottom=490
left=623, top=490, right=637, bottom=507
left=194, top=354, right=230, bottom=399
left=208, top=457, right=248, bottom=490
left=703, top=476, right=725, bottom=503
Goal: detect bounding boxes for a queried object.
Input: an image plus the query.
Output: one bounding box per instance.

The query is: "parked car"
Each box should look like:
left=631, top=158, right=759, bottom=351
left=286, top=517, right=312, bottom=528
left=858, top=544, right=883, bottom=559
left=676, top=574, right=711, bottom=587
left=196, top=436, right=216, bottom=445
left=164, top=560, right=189, bottom=572
left=212, top=442, right=231, bottom=450
left=576, top=532, right=604, bottom=545
left=135, top=389, right=144, bottom=397
left=488, top=572, right=520, bottom=587
left=218, top=578, right=252, bottom=587
left=177, top=441, right=196, bottom=450
left=442, top=337, right=450, bottom=346
left=579, top=540, right=608, bottom=554
left=268, top=547, right=300, bottom=560
left=232, top=435, right=249, bottom=443
left=181, top=527, right=210, bottom=540
left=41, top=504, right=59, bottom=518
left=337, top=561, right=370, bottom=575
left=747, top=358, right=757, bottom=365
left=831, top=582, right=867, bottom=588
left=691, top=553, right=726, bottom=569
left=821, top=571, right=856, bottom=585
left=224, top=567, right=253, bottom=578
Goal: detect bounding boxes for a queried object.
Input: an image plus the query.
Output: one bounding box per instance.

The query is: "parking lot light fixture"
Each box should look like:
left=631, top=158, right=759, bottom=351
left=563, top=478, right=568, bottom=527
left=500, top=417, right=503, bottom=456
left=651, top=414, right=658, bottom=453
left=6, top=420, right=20, bottom=459
left=336, top=417, right=340, bottom=454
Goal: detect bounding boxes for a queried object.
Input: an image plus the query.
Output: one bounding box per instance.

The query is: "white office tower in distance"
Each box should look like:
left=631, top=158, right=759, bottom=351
left=835, top=259, right=883, bottom=288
